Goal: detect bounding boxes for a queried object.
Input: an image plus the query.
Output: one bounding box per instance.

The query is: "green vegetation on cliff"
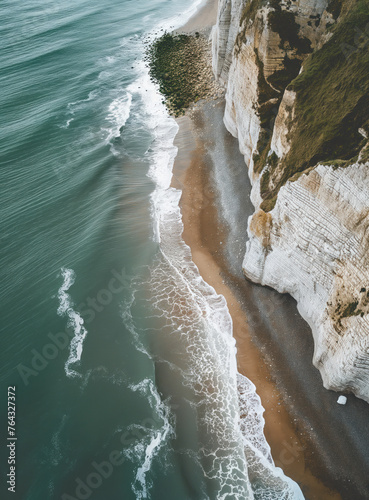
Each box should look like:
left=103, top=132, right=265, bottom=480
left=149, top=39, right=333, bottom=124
left=239, top=0, right=314, bottom=176
left=260, top=0, right=369, bottom=212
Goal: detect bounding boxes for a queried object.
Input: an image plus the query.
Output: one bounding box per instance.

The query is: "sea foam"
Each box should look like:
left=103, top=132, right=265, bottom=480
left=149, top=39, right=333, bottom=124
left=60, top=89, right=100, bottom=129
left=124, top=379, right=175, bottom=500
left=120, top=0, right=305, bottom=497
left=103, top=92, right=133, bottom=144
left=57, top=268, right=88, bottom=379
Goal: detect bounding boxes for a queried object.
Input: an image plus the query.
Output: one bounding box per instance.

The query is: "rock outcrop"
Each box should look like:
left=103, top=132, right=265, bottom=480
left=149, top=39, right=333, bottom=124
left=212, top=0, right=369, bottom=401
left=244, top=163, right=369, bottom=402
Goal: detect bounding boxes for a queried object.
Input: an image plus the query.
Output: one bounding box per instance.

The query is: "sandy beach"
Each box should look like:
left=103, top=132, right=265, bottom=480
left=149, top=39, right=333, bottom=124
left=173, top=102, right=341, bottom=500
left=167, top=1, right=369, bottom=499
left=178, top=0, right=219, bottom=33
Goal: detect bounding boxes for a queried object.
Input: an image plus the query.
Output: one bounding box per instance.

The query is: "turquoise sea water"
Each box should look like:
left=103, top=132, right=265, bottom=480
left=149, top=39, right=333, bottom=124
left=1, top=1, right=304, bottom=498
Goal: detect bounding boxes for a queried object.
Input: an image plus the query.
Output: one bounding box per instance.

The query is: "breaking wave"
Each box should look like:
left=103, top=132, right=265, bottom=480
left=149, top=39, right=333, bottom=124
left=57, top=268, right=88, bottom=379
left=121, top=22, right=304, bottom=495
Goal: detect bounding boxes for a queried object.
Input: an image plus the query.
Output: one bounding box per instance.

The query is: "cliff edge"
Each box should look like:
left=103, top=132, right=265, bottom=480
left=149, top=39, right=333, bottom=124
left=213, top=0, right=369, bottom=402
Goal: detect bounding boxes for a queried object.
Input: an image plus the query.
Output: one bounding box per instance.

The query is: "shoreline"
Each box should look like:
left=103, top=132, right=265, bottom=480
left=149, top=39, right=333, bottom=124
left=178, top=0, right=219, bottom=34
left=168, top=1, right=369, bottom=499
left=171, top=0, right=336, bottom=496
left=172, top=101, right=341, bottom=500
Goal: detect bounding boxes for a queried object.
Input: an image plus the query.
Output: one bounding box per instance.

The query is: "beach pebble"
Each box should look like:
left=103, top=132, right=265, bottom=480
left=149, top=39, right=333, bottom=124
left=337, top=395, right=347, bottom=405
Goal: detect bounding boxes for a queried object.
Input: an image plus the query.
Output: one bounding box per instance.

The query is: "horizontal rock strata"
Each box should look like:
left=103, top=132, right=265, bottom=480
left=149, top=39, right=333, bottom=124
left=212, top=0, right=369, bottom=401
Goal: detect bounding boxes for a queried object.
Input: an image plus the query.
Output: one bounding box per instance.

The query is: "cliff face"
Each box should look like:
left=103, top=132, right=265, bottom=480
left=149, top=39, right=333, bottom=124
left=213, top=0, right=369, bottom=401
left=244, top=163, right=369, bottom=401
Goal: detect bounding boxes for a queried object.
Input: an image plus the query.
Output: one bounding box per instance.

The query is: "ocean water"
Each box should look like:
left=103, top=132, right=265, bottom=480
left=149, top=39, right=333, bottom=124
left=0, top=1, right=304, bottom=499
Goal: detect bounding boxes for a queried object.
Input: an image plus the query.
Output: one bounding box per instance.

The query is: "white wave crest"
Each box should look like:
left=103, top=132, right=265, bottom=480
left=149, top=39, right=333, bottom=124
left=126, top=61, right=178, bottom=243
left=237, top=373, right=273, bottom=464
left=120, top=0, right=304, bottom=497
left=103, top=92, right=133, bottom=144
left=133, top=48, right=304, bottom=500
left=120, top=288, right=151, bottom=359
left=57, top=268, right=88, bottom=379
left=124, top=379, right=175, bottom=499
left=59, top=90, right=100, bottom=129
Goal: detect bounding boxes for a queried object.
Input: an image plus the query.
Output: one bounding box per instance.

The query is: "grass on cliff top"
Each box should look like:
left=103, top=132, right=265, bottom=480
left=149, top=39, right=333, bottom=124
left=146, top=32, right=212, bottom=117
left=260, top=0, right=369, bottom=212
left=238, top=0, right=312, bottom=177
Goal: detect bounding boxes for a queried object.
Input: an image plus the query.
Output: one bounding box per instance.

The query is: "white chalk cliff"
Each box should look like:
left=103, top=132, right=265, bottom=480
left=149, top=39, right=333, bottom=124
left=213, top=0, right=369, bottom=402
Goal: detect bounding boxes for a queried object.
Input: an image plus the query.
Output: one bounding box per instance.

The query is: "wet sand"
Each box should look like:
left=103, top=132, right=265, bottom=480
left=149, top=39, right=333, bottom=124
left=173, top=99, right=369, bottom=500
left=173, top=2, right=369, bottom=500
left=172, top=105, right=340, bottom=500
left=179, top=0, right=219, bottom=33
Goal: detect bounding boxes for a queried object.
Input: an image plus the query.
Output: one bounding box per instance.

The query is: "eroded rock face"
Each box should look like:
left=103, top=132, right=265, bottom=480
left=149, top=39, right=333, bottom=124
left=212, top=0, right=330, bottom=181
left=243, top=163, right=369, bottom=402
left=213, top=0, right=369, bottom=402
left=212, top=0, right=243, bottom=85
